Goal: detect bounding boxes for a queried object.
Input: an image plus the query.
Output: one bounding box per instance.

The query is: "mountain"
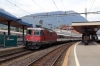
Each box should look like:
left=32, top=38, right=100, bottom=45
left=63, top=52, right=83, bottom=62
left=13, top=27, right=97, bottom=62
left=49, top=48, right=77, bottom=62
left=0, top=8, right=87, bottom=29
left=21, top=10, right=88, bottom=29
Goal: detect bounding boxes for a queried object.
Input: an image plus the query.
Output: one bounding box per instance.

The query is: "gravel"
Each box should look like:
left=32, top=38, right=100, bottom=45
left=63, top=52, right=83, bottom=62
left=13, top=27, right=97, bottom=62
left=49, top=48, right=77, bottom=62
left=1, top=44, right=65, bottom=66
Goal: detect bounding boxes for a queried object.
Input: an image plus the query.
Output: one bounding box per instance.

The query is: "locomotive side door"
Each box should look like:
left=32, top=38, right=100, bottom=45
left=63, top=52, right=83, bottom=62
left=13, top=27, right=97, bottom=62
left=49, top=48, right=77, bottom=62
left=42, top=30, right=46, bottom=42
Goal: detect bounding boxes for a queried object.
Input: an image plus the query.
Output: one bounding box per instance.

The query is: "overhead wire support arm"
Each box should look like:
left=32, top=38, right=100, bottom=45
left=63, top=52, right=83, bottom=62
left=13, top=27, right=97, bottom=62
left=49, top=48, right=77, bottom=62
left=24, top=11, right=100, bottom=18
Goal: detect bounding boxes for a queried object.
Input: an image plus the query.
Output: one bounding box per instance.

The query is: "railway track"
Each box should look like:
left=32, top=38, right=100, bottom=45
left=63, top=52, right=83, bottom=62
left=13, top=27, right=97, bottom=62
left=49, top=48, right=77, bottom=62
left=0, top=42, right=75, bottom=66
left=0, top=49, right=26, bottom=57
left=28, top=43, right=73, bottom=66
left=0, top=49, right=33, bottom=64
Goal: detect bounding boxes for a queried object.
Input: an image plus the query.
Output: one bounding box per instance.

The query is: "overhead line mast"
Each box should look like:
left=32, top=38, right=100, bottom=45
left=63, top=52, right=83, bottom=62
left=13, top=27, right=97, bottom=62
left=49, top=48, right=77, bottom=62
left=85, top=8, right=87, bottom=20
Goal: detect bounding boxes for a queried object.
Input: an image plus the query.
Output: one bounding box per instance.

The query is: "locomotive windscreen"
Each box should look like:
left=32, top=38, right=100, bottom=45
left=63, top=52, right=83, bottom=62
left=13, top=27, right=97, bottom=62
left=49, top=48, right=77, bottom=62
left=34, top=30, right=43, bottom=36
left=26, top=30, right=32, bottom=35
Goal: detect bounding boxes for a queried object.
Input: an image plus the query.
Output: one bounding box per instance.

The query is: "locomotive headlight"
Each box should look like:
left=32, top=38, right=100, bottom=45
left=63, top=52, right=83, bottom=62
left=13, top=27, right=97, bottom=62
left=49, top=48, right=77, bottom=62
left=35, top=40, right=38, bottom=42
left=26, top=39, right=28, bottom=41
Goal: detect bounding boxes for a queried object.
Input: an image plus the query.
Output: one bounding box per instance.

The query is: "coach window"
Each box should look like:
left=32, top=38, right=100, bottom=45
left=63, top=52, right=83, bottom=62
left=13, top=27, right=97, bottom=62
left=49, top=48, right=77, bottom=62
left=27, top=30, right=32, bottom=35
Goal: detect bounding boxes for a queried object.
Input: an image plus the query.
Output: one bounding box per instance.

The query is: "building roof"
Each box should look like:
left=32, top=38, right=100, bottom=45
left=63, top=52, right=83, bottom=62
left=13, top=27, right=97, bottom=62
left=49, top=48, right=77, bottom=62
left=0, top=12, right=33, bottom=29
left=72, top=21, right=100, bottom=26
left=56, top=25, right=80, bottom=34
left=72, top=21, right=100, bottom=34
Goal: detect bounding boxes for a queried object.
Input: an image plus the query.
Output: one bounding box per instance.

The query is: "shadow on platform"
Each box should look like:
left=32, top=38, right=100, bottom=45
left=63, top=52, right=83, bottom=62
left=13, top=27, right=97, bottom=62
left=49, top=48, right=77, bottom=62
left=78, top=41, right=97, bottom=46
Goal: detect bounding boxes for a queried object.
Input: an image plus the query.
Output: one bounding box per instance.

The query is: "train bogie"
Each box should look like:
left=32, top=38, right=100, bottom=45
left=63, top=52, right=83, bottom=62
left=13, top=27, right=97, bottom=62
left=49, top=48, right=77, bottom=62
left=25, top=42, right=41, bottom=49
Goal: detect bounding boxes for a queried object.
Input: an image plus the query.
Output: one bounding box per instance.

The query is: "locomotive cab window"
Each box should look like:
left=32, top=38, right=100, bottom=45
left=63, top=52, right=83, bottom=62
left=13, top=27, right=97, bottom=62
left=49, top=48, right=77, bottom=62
left=34, top=30, right=39, bottom=35
left=26, top=30, right=32, bottom=35
left=34, top=30, right=43, bottom=36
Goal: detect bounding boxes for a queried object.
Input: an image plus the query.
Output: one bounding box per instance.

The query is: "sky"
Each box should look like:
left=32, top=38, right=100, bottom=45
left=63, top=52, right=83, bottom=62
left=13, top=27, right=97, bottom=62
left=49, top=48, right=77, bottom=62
left=0, top=0, right=100, bottom=21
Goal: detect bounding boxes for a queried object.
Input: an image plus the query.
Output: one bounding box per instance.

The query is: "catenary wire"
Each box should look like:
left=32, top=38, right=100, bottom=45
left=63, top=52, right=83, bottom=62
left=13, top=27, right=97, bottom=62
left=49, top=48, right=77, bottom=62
left=31, top=0, right=46, bottom=12
left=52, top=0, right=66, bottom=24
left=88, top=0, right=95, bottom=12
left=60, top=0, right=73, bottom=25
left=61, top=0, right=66, bottom=11
left=5, top=0, right=31, bottom=15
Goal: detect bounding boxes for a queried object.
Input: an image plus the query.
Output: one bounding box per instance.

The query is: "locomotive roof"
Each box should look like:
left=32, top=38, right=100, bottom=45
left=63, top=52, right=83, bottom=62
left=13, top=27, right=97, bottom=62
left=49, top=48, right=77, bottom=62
left=27, top=28, right=55, bottom=32
left=27, top=28, right=44, bottom=30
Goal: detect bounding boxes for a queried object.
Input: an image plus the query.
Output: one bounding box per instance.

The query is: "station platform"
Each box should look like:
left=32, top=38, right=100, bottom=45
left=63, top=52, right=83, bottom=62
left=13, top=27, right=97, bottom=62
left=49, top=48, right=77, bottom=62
left=0, top=45, right=24, bottom=52
left=63, top=41, right=100, bottom=66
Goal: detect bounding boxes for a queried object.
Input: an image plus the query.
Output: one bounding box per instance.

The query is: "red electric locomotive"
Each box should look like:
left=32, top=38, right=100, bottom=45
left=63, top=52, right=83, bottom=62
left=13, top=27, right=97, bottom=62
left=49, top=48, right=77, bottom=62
left=25, top=27, right=58, bottom=49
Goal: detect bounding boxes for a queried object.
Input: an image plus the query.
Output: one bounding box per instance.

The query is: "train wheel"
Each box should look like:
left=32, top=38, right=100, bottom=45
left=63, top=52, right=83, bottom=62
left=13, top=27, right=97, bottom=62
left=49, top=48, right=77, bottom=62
left=25, top=42, right=28, bottom=49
